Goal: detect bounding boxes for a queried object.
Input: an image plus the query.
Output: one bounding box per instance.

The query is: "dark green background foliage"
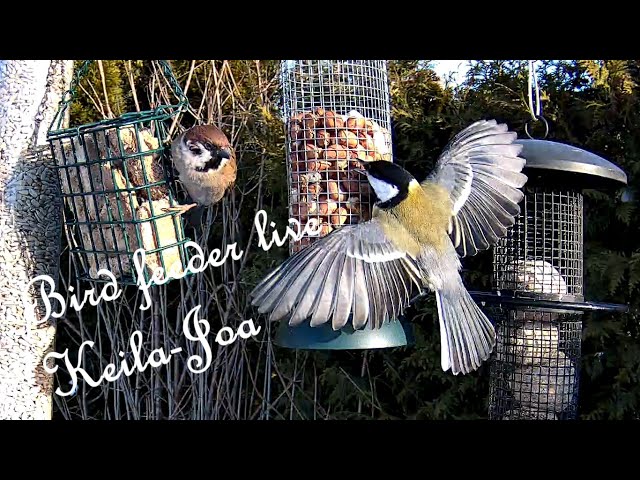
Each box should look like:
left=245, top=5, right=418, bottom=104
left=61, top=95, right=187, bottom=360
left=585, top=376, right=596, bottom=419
left=62, top=60, right=639, bottom=420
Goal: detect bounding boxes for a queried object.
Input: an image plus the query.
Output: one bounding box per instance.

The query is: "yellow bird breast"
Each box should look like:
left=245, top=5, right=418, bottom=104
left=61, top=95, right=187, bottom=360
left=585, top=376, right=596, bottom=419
left=376, top=180, right=453, bottom=256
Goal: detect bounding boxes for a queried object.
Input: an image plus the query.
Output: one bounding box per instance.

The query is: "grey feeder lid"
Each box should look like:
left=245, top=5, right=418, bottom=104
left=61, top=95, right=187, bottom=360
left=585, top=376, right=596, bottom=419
left=515, top=139, right=628, bottom=189
left=274, top=316, right=415, bottom=350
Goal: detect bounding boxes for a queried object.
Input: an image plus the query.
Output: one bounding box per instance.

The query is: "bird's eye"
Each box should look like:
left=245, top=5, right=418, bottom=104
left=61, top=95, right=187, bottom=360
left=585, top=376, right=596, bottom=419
left=190, top=147, right=202, bottom=155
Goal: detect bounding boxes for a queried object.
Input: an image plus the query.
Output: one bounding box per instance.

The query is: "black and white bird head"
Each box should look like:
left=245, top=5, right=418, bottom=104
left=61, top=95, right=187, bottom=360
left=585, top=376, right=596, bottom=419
left=177, top=125, right=233, bottom=173
left=357, top=160, right=417, bottom=208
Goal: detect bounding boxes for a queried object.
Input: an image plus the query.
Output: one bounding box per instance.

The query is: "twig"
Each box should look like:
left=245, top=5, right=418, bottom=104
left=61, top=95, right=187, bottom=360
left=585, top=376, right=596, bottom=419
left=97, top=60, right=114, bottom=118
left=124, top=60, right=141, bottom=112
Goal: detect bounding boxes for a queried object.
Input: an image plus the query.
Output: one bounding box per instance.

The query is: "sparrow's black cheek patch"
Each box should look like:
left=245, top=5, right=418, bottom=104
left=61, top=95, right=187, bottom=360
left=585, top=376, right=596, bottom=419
left=196, top=156, right=224, bottom=173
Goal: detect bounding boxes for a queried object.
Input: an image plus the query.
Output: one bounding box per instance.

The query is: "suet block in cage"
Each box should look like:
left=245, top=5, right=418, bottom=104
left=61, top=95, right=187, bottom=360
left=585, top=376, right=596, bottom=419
left=488, top=307, right=582, bottom=419
left=47, top=61, right=193, bottom=286
left=472, top=138, right=628, bottom=420
left=276, top=60, right=414, bottom=350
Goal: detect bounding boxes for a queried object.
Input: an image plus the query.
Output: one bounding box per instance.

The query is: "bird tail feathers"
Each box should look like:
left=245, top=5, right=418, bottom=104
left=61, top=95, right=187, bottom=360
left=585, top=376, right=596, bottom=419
left=435, top=281, right=496, bottom=375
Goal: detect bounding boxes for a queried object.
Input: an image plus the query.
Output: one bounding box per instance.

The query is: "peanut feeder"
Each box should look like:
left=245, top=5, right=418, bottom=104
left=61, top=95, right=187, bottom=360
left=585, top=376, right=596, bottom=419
left=277, top=60, right=414, bottom=350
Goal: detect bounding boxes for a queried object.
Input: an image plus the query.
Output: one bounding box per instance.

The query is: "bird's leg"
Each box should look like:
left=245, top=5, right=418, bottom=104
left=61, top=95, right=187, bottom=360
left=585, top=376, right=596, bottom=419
left=184, top=204, right=207, bottom=230
left=161, top=203, right=199, bottom=215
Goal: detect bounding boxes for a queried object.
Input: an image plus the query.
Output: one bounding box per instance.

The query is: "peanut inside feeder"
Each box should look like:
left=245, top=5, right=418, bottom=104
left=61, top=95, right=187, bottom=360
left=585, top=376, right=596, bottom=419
left=288, top=107, right=391, bottom=253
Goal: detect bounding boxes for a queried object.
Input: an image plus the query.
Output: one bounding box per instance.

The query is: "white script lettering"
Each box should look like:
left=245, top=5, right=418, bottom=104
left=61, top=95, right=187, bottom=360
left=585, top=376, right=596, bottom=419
left=254, top=209, right=322, bottom=251
left=23, top=270, right=121, bottom=326
left=134, top=241, right=244, bottom=311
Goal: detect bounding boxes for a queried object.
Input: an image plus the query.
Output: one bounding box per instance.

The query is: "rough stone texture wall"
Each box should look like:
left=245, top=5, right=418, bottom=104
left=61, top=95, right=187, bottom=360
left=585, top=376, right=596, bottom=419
left=0, top=60, right=73, bottom=419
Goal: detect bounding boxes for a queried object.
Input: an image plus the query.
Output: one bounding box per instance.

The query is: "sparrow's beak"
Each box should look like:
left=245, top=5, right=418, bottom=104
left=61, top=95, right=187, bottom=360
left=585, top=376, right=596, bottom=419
left=218, top=147, right=231, bottom=160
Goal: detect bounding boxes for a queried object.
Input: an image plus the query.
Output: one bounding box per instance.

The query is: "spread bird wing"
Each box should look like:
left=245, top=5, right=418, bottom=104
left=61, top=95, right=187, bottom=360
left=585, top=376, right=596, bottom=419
left=249, top=219, right=427, bottom=331
left=423, top=119, right=527, bottom=257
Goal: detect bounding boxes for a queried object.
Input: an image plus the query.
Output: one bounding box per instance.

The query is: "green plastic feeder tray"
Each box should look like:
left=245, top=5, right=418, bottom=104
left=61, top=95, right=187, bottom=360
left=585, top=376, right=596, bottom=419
left=274, top=316, right=415, bottom=350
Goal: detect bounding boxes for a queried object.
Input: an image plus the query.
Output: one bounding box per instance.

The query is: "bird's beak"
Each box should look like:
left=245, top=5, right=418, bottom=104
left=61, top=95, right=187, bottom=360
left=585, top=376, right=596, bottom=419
left=352, top=168, right=367, bottom=176
left=218, top=147, right=231, bottom=160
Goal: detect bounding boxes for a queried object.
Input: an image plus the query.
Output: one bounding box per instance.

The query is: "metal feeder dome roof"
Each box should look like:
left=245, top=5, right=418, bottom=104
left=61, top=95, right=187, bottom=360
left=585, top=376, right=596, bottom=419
left=515, top=139, right=628, bottom=188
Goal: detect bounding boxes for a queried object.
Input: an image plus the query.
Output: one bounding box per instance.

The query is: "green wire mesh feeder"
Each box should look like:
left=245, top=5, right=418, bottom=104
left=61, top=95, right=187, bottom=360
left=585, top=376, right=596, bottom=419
left=47, top=60, right=193, bottom=286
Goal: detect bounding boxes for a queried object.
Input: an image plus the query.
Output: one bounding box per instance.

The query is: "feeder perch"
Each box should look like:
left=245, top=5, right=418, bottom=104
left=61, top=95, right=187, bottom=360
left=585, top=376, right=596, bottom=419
left=47, top=60, right=194, bottom=286
left=276, top=60, right=414, bottom=350
left=471, top=138, right=628, bottom=420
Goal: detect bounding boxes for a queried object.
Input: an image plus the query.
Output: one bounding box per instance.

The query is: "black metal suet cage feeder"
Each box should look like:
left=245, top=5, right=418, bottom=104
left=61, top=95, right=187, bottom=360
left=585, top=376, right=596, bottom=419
left=276, top=60, right=414, bottom=350
left=47, top=60, right=193, bottom=286
left=472, top=138, right=628, bottom=420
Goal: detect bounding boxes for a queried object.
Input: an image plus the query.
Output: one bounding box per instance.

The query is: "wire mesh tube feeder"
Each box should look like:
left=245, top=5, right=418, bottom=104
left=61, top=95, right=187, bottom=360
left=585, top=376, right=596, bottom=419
left=47, top=60, right=194, bottom=286
left=276, top=60, right=414, bottom=349
left=470, top=137, right=628, bottom=420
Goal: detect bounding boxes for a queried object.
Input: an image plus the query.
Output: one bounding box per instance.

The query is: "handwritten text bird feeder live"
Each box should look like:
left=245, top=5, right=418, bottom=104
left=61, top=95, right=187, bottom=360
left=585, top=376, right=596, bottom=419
left=470, top=62, right=628, bottom=420
left=276, top=60, right=414, bottom=350
left=47, top=60, right=194, bottom=286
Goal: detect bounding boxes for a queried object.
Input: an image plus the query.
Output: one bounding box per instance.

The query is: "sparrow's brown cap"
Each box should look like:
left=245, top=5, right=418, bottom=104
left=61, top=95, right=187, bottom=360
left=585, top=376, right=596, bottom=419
left=183, top=125, right=231, bottom=148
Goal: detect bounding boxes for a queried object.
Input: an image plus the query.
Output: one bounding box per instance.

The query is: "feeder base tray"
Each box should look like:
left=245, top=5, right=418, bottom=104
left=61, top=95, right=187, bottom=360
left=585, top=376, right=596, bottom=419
left=274, top=317, right=415, bottom=350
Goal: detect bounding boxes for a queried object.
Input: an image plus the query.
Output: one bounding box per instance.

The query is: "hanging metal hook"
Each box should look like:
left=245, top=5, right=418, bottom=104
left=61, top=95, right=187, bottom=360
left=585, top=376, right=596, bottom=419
left=527, top=60, right=541, bottom=121
left=525, top=115, right=549, bottom=139
left=525, top=60, right=548, bottom=139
